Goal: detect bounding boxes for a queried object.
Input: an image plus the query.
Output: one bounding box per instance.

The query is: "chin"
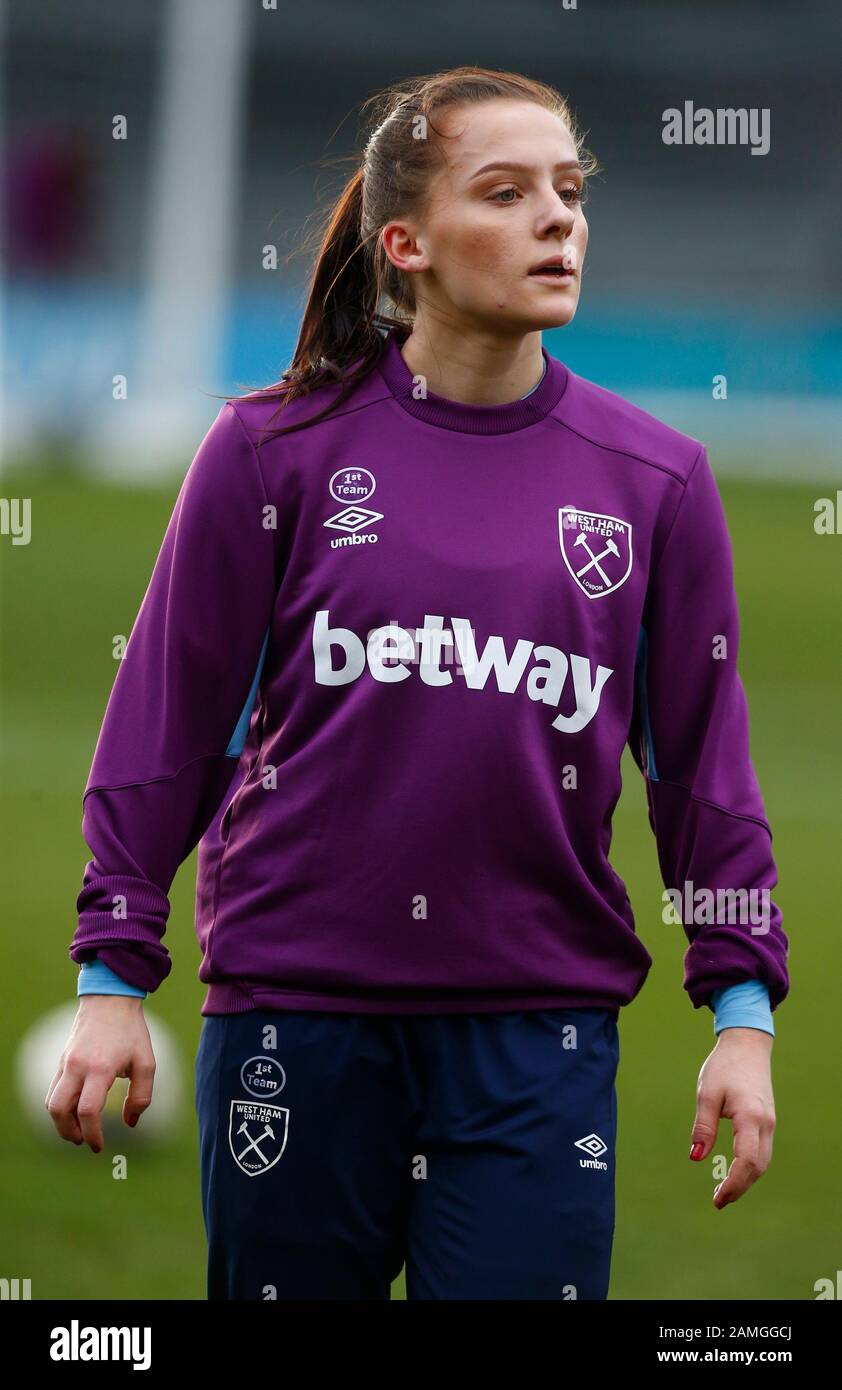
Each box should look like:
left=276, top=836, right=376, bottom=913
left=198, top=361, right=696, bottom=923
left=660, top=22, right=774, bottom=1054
left=513, top=287, right=581, bottom=332
left=470, top=296, right=580, bottom=334
left=549, top=304, right=579, bottom=327
left=527, top=302, right=580, bottom=331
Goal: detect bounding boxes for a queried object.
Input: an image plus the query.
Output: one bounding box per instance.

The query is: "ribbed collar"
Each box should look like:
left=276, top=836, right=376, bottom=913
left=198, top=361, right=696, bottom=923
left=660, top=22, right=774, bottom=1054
left=374, top=326, right=568, bottom=435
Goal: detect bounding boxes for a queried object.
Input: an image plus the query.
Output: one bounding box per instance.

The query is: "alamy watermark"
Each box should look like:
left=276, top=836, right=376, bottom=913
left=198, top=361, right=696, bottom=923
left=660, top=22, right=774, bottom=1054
left=662, top=101, right=770, bottom=156
left=50, top=1320, right=151, bottom=1370
left=0, top=497, right=31, bottom=545
left=662, top=880, right=771, bottom=934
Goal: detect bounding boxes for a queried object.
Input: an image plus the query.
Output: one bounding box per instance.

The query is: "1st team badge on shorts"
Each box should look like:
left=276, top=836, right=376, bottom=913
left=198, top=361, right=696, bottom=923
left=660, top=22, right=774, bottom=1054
left=228, top=1099, right=289, bottom=1177
left=558, top=505, right=633, bottom=599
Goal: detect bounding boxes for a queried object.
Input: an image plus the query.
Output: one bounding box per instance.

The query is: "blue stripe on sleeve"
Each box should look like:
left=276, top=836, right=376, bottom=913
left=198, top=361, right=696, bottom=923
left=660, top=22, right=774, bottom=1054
left=225, top=626, right=270, bottom=758
left=77, top=957, right=147, bottom=998
left=634, top=624, right=659, bottom=781
left=711, top=979, right=774, bottom=1036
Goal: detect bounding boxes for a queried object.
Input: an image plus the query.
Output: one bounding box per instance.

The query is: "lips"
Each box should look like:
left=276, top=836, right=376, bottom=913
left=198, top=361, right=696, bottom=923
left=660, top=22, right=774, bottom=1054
left=528, top=257, right=576, bottom=277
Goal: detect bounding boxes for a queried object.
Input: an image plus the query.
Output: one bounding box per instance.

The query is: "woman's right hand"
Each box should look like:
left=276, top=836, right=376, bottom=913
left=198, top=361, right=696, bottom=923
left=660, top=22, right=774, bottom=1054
left=45, top=996, right=157, bottom=1153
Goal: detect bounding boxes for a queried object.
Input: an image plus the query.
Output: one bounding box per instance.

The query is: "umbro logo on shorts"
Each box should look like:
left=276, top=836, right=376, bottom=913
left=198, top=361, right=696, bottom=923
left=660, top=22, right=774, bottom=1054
left=574, top=1132, right=609, bottom=1170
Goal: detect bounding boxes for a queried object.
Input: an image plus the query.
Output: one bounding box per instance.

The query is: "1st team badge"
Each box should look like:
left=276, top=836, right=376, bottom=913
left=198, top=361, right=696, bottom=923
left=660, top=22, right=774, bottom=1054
left=228, top=1099, right=289, bottom=1177
left=558, top=505, right=633, bottom=599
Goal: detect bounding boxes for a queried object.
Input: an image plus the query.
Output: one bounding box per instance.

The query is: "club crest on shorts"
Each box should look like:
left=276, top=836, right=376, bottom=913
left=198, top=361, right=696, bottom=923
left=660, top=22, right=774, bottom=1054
left=228, top=1099, right=289, bottom=1177
left=559, top=506, right=633, bottom=599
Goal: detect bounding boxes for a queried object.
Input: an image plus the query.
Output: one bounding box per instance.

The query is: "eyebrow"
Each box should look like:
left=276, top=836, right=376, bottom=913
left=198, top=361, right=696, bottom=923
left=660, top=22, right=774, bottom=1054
left=468, top=160, right=583, bottom=181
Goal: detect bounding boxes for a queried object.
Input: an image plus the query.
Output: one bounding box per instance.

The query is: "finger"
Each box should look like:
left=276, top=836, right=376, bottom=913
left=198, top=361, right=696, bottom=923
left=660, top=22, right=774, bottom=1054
left=758, top=1118, right=775, bottom=1172
left=690, top=1086, right=723, bottom=1159
left=714, top=1114, right=763, bottom=1206
left=44, top=1062, right=66, bottom=1112
left=46, top=1067, right=85, bottom=1144
left=124, top=1060, right=156, bottom=1127
left=76, top=1069, right=114, bottom=1153
left=714, top=1156, right=761, bottom=1207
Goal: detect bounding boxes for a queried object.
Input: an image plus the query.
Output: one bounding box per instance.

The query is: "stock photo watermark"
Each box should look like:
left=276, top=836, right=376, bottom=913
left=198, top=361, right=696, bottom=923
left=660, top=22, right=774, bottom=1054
left=662, top=881, right=771, bottom=934
left=0, top=497, right=32, bottom=546
left=662, top=101, right=770, bottom=156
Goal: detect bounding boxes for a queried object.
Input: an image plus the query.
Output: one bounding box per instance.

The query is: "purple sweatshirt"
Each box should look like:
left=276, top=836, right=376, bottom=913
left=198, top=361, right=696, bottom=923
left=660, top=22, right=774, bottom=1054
left=70, top=326, right=789, bottom=1019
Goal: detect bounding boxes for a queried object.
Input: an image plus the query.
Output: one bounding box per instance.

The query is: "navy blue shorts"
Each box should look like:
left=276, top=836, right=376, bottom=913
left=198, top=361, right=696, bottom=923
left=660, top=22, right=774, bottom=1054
left=194, top=1007, right=620, bottom=1300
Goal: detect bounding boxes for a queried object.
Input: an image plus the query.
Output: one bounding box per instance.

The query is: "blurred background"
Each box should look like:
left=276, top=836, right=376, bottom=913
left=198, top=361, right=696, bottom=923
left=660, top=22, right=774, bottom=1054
left=1, top=0, right=840, bottom=1301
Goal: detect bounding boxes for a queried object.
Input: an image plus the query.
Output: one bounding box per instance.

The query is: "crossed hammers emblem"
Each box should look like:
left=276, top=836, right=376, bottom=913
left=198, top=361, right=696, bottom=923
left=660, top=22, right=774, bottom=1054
left=236, top=1119, right=275, bottom=1166
left=228, top=1099, right=289, bottom=1175
left=573, top=530, right=620, bottom=585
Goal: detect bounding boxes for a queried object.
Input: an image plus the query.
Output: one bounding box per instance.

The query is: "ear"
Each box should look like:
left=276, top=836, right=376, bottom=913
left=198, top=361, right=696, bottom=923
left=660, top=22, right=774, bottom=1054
left=381, top=220, right=428, bottom=275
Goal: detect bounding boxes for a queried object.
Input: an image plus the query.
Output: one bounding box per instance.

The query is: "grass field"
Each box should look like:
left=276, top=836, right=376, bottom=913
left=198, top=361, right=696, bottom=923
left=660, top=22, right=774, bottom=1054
left=1, top=463, right=838, bottom=1300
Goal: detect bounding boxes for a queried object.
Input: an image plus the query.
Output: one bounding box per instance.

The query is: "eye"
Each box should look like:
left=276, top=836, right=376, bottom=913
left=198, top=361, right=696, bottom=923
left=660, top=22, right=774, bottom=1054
left=560, top=182, right=588, bottom=206
left=489, top=181, right=589, bottom=207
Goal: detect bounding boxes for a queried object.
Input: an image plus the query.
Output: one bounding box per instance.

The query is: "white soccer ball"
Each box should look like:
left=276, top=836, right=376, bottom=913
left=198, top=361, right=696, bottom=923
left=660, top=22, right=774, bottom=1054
left=15, top=1002, right=186, bottom=1148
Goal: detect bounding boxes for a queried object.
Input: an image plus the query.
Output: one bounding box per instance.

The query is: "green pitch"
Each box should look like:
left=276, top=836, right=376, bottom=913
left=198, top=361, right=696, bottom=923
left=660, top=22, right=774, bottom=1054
left=0, top=466, right=836, bottom=1300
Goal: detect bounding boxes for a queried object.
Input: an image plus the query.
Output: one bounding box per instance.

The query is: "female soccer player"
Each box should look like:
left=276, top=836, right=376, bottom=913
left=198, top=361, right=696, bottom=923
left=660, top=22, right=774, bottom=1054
left=49, top=67, right=788, bottom=1301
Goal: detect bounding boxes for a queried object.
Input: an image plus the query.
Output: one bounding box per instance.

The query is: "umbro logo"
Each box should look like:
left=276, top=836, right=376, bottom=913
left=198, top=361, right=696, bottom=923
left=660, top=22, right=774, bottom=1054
left=574, top=1132, right=609, bottom=1170
left=325, top=468, right=383, bottom=548
left=324, top=505, right=383, bottom=533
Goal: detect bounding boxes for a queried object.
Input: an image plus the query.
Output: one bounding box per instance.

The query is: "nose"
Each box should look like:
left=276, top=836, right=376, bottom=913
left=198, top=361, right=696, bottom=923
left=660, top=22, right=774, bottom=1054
left=535, top=191, right=577, bottom=239
left=539, top=202, right=578, bottom=241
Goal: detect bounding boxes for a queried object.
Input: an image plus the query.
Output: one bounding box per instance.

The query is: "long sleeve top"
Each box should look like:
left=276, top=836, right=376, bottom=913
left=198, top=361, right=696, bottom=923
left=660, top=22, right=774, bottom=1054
left=69, top=325, right=789, bottom=1020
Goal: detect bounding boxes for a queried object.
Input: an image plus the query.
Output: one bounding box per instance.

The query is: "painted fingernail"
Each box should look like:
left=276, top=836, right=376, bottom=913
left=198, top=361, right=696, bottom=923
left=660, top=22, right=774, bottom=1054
left=689, top=1142, right=704, bottom=1160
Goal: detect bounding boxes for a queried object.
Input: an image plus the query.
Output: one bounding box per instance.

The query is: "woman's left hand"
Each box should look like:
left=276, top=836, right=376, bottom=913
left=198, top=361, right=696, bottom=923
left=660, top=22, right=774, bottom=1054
left=688, top=1028, right=776, bottom=1208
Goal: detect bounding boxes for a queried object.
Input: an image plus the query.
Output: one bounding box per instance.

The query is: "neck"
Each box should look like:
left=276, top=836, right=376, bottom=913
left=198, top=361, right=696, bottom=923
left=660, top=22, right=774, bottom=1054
left=375, top=324, right=567, bottom=436
left=397, top=320, right=545, bottom=407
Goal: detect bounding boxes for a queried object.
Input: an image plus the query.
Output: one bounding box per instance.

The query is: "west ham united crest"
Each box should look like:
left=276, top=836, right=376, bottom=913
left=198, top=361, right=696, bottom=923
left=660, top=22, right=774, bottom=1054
left=228, top=1099, right=289, bottom=1177
left=559, top=506, right=633, bottom=599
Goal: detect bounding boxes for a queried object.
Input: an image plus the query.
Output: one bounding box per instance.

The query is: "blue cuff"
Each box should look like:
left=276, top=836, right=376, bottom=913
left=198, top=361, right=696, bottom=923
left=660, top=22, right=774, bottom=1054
left=77, top=957, right=147, bottom=999
left=711, top=979, right=773, bottom=1037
